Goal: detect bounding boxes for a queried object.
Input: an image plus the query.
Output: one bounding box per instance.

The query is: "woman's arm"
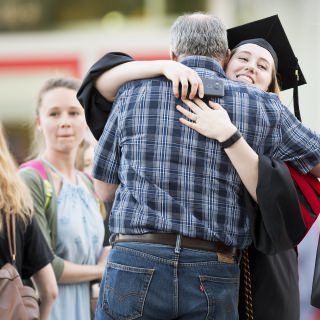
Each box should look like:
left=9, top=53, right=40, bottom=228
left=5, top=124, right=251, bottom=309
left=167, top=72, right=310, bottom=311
left=19, top=169, right=65, bottom=279
left=77, top=52, right=204, bottom=140
left=95, top=60, right=204, bottom=102
left=224, top=139, right=259, bottom=201
left=20, top=169, right=109, bottom=283
left=77, top=52, right=134, bottom=140
left=58, top=246, right=110, bottom=284
left=177, top=98, right=258, bottom=201
left=31, top=264, right=58, bottom=320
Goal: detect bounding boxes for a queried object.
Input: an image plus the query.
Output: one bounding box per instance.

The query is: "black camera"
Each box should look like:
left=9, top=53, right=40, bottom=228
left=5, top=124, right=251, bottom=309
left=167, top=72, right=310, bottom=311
left=178, top=77, right=224, bottom=98
left=201, top=77, right=224, bottom=97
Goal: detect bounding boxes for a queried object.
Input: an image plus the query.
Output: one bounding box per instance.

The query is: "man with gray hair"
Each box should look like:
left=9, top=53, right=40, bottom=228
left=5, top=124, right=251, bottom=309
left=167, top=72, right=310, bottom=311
left=169, top=13, right=228, bottom=60
left=82, top=12, right=320, bottom=320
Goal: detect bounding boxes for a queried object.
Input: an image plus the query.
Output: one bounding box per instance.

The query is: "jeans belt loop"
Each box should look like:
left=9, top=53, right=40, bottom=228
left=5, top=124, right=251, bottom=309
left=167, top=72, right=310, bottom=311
left=174, top=234, right=181, bottom=254
left=109, top=233, right=117, bottom=247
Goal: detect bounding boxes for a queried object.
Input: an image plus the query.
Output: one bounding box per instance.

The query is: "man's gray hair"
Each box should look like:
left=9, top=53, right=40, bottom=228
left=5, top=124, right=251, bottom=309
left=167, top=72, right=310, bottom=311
left=169, top=12, right=228, bottom=61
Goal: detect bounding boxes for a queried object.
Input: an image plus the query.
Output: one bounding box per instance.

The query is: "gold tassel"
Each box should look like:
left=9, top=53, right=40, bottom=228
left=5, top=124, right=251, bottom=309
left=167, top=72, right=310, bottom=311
left=242, top=249, right=254, bottom=320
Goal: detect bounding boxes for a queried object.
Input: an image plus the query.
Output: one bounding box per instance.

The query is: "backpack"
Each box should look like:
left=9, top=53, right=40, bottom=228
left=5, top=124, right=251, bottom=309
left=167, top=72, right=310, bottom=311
left=0, top=214, right=40, bottom=320
left=19, top=160, right=52, bottom=210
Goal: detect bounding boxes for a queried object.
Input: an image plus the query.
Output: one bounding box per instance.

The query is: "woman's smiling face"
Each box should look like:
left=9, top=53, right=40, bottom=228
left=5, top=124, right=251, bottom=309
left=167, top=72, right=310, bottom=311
left=225, top=43, right=275, bottom=91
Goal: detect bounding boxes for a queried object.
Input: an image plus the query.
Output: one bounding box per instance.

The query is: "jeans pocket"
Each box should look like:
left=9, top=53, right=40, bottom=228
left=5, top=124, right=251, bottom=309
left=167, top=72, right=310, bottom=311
left=102, top=261, right=154, bottom=320
left=199, top=274, right=239, bottom=320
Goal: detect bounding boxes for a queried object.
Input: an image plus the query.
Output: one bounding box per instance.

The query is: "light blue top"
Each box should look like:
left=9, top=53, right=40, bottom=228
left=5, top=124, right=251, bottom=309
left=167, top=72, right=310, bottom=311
left=46, top=161, right=105, bottom=320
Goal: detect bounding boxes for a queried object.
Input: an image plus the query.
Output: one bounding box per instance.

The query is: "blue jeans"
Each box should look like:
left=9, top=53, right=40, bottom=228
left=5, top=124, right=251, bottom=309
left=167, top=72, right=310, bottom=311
left=96, top=240, right=241, bottom=320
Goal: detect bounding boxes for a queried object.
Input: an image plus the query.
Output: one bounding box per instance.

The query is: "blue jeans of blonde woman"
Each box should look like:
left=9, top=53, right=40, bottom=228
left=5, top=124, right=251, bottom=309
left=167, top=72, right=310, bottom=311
left=95, top=237, right=241, bottom=320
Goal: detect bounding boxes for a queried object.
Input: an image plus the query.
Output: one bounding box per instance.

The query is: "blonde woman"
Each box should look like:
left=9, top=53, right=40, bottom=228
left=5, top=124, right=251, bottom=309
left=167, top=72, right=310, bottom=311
left=20, top=77, right=108, bottom=320
left=0, top=122, right=57, bottom=319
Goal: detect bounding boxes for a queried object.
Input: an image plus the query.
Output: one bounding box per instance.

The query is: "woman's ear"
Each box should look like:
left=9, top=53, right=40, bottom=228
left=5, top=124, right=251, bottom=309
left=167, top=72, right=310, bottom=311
left=35, top=116, right=42, bottom=131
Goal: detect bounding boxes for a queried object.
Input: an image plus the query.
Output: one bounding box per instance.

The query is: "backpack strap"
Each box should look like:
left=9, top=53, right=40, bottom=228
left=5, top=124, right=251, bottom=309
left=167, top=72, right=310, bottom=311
left=5, top=214, right=16, bottom=265
left=19, top=160, right=53, bottom=210
left=20, top=160, right=48, bottom=180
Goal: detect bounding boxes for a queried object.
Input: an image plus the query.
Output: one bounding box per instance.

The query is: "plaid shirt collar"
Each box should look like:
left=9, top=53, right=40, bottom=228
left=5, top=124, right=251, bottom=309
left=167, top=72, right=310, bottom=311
left=180, top=55, right=227, bottom=78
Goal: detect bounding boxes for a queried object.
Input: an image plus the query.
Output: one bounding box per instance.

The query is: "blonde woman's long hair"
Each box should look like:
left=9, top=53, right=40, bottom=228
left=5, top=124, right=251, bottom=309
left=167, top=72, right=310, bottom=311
left=0, top=123, right=33, bottom=232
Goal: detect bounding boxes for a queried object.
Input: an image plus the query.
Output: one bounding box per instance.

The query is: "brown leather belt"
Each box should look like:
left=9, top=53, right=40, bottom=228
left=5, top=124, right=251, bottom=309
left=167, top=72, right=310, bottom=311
left=114, top=233, right=239, bottom=256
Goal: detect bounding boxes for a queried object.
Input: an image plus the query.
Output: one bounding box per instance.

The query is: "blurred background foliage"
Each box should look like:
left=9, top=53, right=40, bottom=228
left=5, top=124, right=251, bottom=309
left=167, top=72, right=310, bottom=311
left=0, top=0, right=206, bottom=31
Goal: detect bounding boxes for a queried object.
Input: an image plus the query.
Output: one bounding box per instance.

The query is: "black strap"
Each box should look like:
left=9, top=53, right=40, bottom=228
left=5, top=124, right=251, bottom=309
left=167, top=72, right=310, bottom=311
left=5, top=213, right=16, bottom=265
left=220, top=130, right=242, bottom=149
left=293, top=63, right=302, bottom=122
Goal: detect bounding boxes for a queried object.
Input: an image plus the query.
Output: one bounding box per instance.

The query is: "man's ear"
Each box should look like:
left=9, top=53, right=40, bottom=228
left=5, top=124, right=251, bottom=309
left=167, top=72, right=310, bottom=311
left=170, top=50, right=178, bottom=61
left=226, top=49, right=231, bottom=60
left=223, top=49, right=231, bottom=69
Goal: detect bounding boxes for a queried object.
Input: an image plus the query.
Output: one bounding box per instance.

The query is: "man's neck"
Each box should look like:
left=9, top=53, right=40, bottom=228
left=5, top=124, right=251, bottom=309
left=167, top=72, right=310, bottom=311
left=176, top=54, right=225, bottom=68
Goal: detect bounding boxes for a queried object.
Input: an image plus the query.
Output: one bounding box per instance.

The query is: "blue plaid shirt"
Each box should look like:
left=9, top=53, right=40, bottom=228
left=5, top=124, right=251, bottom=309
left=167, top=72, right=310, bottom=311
left=93, top=56, right=320, bottom=249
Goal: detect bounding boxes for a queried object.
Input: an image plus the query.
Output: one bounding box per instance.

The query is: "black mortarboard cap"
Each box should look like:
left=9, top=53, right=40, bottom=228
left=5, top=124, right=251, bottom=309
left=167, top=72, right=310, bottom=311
left=227, top=15, right=306, bottom=120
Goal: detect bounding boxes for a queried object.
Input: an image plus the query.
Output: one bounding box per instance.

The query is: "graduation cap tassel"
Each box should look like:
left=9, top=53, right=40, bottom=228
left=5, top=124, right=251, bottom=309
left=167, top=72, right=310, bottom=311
left=293, top=67, right=302, bottom=122
left=242, top=249, right=254, bottom=320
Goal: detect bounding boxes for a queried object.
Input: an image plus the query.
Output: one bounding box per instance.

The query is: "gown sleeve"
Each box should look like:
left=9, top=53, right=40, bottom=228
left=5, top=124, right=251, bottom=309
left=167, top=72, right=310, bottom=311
left=77, top=52, right=134, bottom=140
left=244, top=155, right=307, bottom=254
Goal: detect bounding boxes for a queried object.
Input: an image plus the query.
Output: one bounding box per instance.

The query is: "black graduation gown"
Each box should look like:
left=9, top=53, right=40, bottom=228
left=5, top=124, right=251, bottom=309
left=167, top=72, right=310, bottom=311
left=239, top=155, right=318, bottom=320
left=238, top=245, right=299, bottom=320
left=77, top=52, right=133, bottom=140
left=239, top=157, right=300, bottom=320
